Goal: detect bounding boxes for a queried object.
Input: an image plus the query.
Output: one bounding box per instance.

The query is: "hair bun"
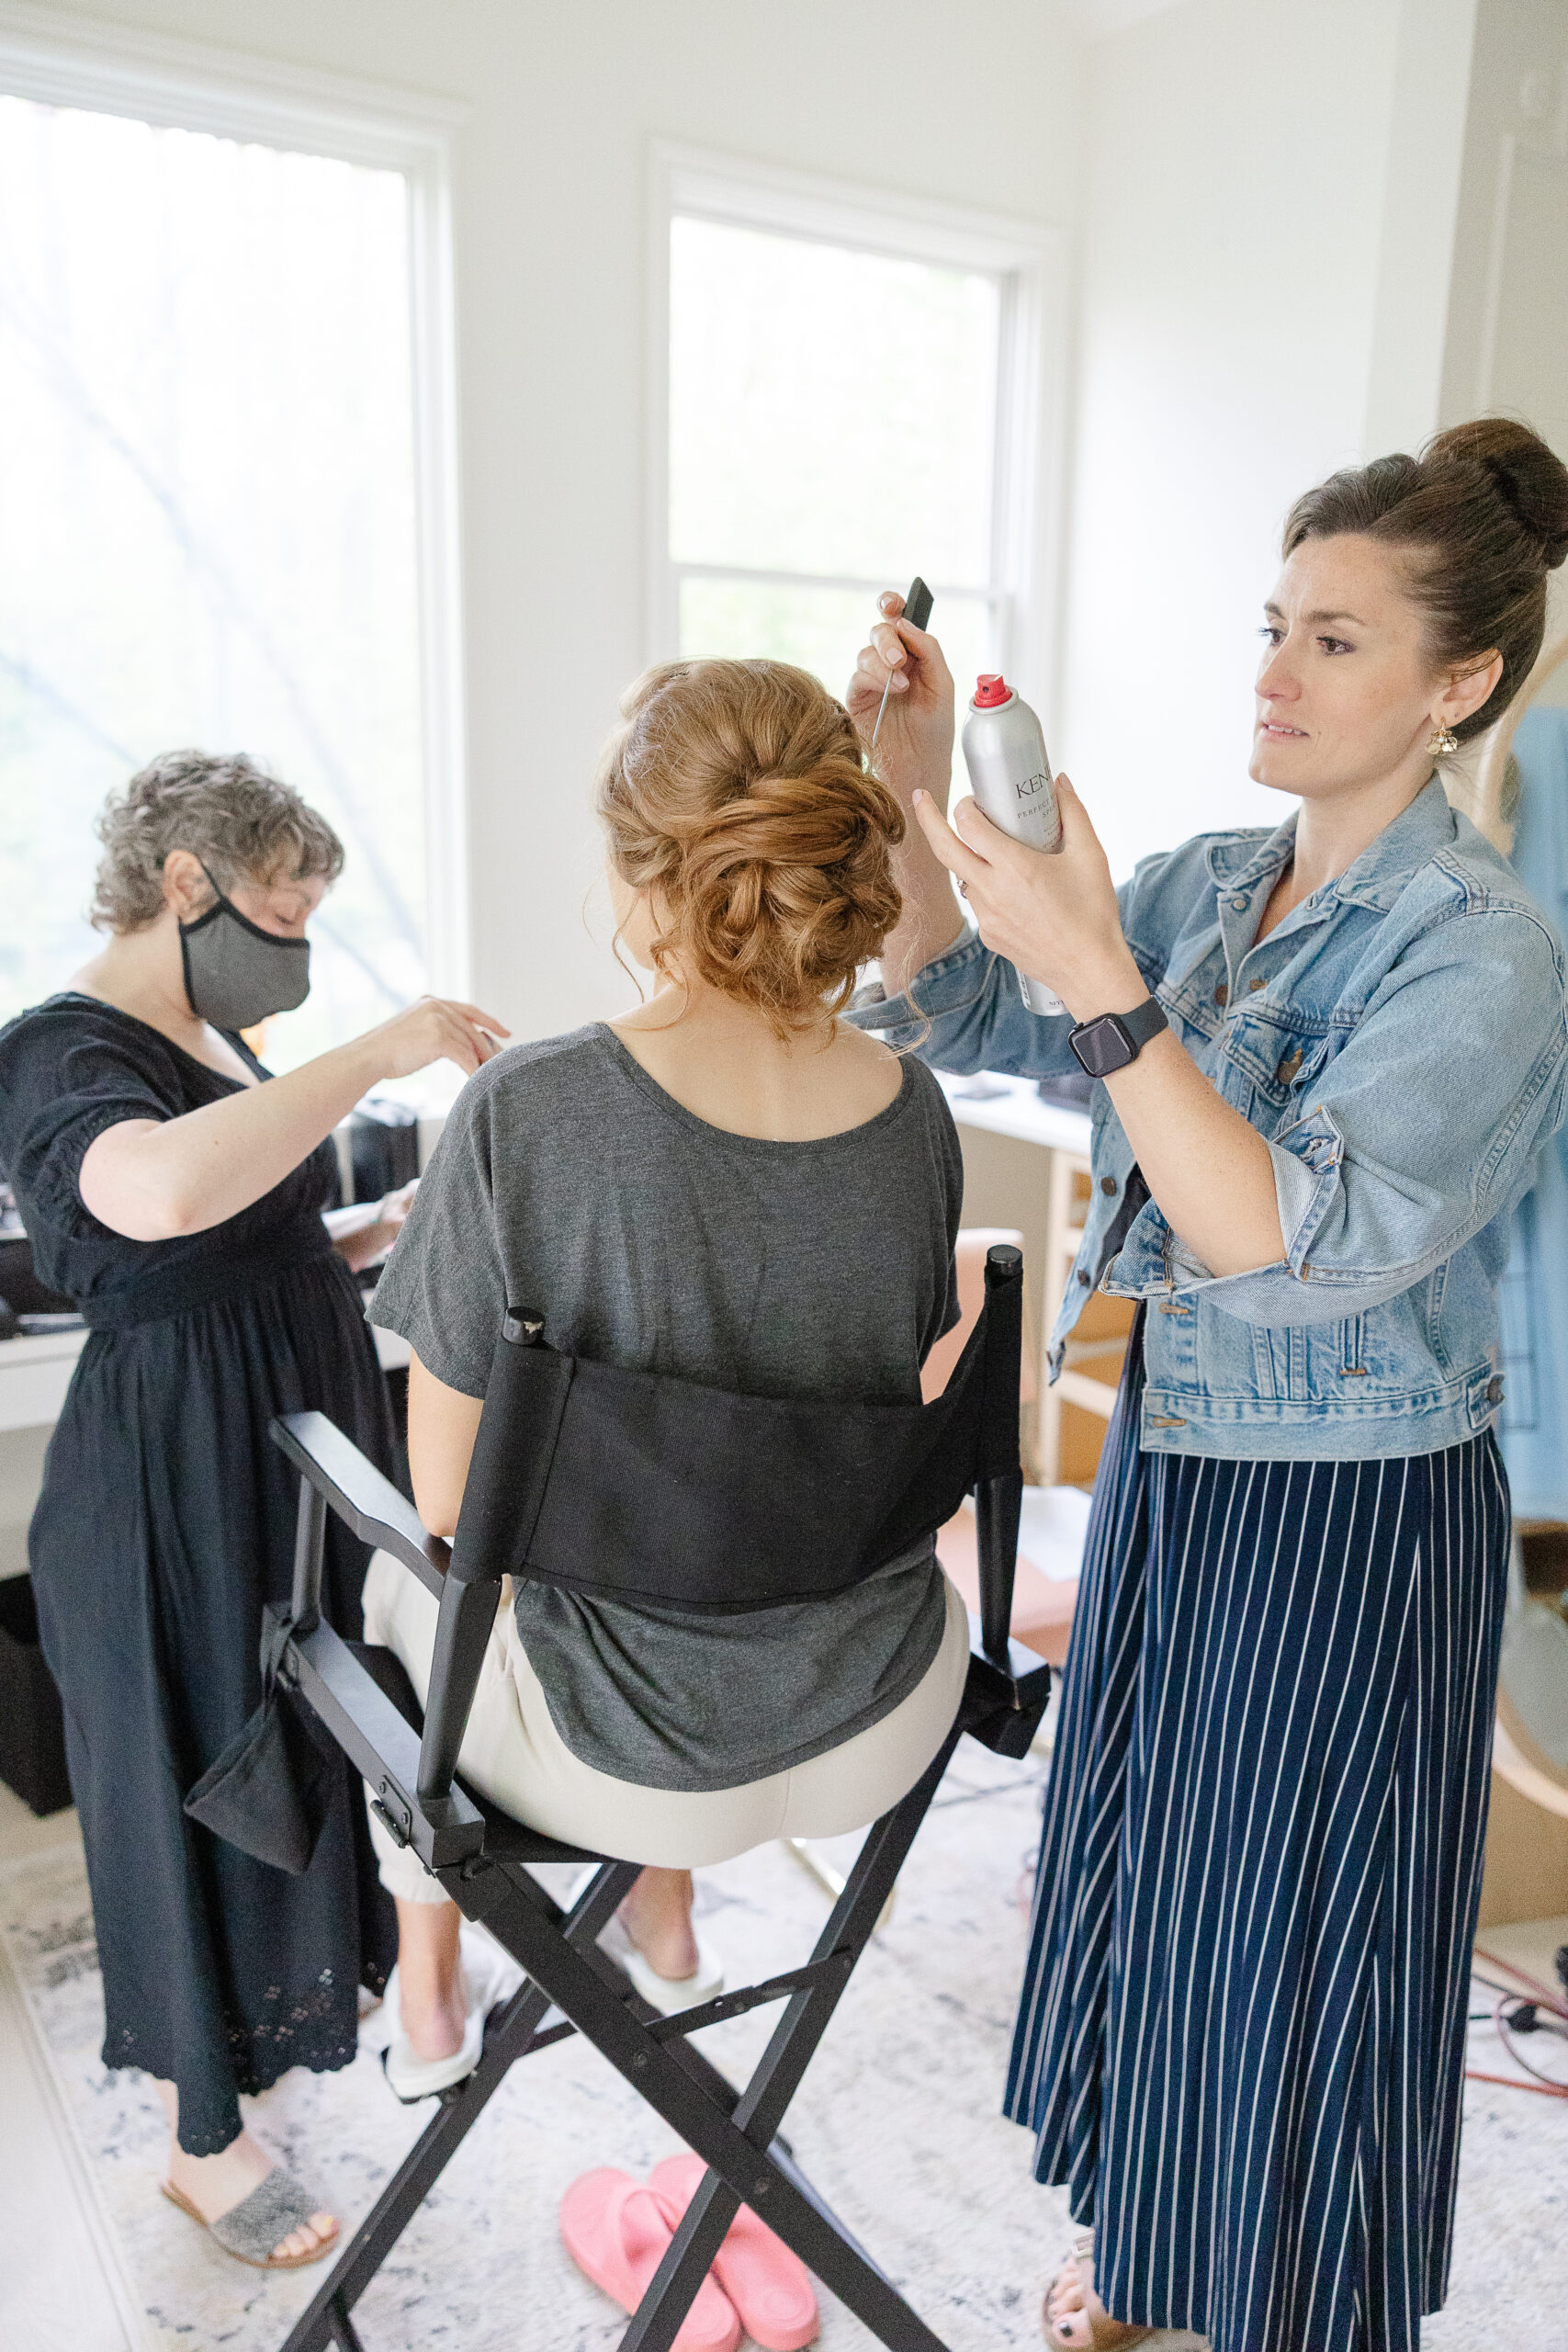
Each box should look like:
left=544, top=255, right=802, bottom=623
left=596, top=658, right=905, bottom=1034
left=1426, top=417, right=1568, bottom=571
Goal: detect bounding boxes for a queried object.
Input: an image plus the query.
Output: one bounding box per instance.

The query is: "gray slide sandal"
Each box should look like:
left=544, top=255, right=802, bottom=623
left=160, top=2166, right=338, bottom=2268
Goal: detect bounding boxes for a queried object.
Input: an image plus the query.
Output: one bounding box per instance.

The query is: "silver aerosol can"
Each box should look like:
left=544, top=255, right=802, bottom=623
left=960, top=673, right=1065, bottom=1015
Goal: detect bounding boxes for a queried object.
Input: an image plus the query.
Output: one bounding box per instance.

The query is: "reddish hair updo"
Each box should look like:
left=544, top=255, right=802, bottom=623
left=595, top=658, right=904, bottom=1035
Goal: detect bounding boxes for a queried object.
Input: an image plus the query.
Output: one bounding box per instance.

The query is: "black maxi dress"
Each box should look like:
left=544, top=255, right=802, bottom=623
left=0, top=995, right=396, bottom=2154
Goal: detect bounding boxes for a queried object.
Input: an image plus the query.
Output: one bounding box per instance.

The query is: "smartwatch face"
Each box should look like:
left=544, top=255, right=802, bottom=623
left=1071, top=1014, right=1134, bottom=1079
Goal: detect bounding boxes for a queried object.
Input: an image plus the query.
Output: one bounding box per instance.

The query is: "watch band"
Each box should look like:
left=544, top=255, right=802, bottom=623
left=1067, top=995, right=1168, bottom=1079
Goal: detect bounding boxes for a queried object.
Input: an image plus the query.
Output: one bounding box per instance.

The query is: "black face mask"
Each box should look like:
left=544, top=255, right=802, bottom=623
left=179, top=864, right=311, bottom=1034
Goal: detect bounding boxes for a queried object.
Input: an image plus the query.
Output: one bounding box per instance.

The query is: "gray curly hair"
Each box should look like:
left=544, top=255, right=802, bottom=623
left=90, top=750, right=345, bottom=933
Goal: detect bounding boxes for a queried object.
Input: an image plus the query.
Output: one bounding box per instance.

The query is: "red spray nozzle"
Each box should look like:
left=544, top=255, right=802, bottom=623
left=973, top=673, right=1011, bottom=708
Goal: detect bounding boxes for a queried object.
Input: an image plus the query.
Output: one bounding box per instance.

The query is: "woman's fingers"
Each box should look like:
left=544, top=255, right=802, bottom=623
left=442, top=1000, right=511, bottom=1037
left=867, top=613, right=946, bottom=695
left=851, top=595, right=954, bottom=788
left=848, top=628, right=909, bottom=725
left=852, top=639, right=903, bottom=695
left=956, top=774, right=1101, bottom=876
left=400, top=998, right=509, bottom=1075
left=435, top=999, right=509, bottom=1070
left=452, top=1019, right=495, bottom=1071
left=910, top=788, right=990, bottom=890
left=949, top=794, right=1015, bottom=862
left=1053, top=773, right=1090, bottom=838
left=847, top=639, right=902, bottom=725
left=871, top=618, right=909, bottom=673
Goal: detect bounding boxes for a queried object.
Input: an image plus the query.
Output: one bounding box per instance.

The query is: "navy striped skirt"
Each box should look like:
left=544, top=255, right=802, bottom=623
left=1005, top=1323, right=1509, bottom=2352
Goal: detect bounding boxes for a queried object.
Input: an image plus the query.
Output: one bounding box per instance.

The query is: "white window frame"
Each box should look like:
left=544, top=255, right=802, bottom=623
left=0, top=1, right=472, bottom=997
left=647, top=141, right=1068, bottom=730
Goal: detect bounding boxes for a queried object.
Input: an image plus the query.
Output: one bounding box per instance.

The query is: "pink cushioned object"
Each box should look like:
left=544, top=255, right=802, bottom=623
left=559, top=2167, right=740, bottom=2352
left=650, top=2153, right=819, bottom=2351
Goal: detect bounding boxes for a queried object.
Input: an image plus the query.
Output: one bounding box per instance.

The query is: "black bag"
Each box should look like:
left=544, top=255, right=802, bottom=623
left=183, top=1615, right=333, bottom=1874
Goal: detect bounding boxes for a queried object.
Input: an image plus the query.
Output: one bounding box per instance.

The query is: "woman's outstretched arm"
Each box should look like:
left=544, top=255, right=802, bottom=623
left=78, top=998, right=507, bottom=1242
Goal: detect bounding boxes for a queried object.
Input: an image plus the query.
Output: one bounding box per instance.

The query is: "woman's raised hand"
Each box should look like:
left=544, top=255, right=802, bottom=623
left=80, top=997, right=509, bottom=1246
left=362, top=997, right=512, bottom=1081
left=910, top=776, right=1145, bottom=1022
left=848, top=590, right=955, bottom=805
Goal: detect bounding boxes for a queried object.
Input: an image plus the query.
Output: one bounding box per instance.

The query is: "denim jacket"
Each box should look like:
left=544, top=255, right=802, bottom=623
left=852, top=777, right=1568, bottom=1460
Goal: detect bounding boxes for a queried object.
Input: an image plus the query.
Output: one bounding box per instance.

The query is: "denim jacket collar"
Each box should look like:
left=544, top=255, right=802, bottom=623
left=1204, top=821, right=1294, bottom=893
left=1203, top=773, right=1456, bottom=914
left=1327, top=775, right=1457, bottom=911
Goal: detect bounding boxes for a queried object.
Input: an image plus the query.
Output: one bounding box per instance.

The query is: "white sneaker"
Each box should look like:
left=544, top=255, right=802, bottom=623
left=375, top=1923, right=525, bottom=2101
left=599, top=1913, right=726, bottom=2018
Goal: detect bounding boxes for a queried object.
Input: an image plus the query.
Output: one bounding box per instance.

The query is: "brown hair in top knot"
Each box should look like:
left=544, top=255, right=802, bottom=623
left=1282, top=415, right=1568, bottom=741
left=595, top=659, right=905, bottom=1036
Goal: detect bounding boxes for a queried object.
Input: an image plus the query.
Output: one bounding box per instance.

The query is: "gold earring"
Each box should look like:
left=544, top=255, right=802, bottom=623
left=1428, top=722, right=1459, bottom=757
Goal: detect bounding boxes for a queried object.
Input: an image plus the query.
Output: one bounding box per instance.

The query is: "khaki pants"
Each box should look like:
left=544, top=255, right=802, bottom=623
left=363, top=1551, right=970, bottom=1901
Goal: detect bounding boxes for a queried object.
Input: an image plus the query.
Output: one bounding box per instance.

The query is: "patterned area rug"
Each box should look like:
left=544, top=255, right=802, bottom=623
left=1, top=1738, right=1562, bottom=2352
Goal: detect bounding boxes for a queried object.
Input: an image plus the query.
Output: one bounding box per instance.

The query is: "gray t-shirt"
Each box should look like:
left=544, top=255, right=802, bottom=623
left=370, top=1023, right=964, bottom=1792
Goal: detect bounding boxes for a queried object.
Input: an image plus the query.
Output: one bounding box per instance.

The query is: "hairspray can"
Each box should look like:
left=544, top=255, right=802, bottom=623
left=960, top=673, right=1065, bottom=1015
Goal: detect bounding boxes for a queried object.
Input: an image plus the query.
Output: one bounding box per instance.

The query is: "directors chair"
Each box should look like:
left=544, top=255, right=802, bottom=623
left=266, top=1242, right=1049, bottom=2352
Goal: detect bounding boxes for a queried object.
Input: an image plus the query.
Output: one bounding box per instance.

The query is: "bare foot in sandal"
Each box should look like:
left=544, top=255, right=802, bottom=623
left=1043, top=2234, right=1152, bottom=2349
left=154, top=2082, right=338, bottom=2267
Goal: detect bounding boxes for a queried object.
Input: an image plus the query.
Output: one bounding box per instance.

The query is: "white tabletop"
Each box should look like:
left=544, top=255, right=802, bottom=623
left=940, top=1070, right=1093, bottom=1156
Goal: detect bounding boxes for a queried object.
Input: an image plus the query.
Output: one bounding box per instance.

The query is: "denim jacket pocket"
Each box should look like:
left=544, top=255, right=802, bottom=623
left=1220, top=1009, right=1334, bottom=1124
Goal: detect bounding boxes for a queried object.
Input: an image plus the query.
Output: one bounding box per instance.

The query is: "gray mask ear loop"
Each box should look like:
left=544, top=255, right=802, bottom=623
left=177, top=863, right=228, bottom=1020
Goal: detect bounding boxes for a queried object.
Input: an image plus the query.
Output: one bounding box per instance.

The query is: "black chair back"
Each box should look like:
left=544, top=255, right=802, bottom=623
left=451, top=1242, right=1024, bottom=1617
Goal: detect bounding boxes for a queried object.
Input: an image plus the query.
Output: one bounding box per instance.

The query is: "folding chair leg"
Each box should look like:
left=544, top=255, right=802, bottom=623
left=281, top=1988, right=552, bottom=2352
left=325, top=2304, right=366, bottom=2352
left=467, top=1726, right=966, bottom=2352
left=279, top=1861, right=639, bottom=2352
left=287, top=1723, right=968, bottom=2352
left=646, top=1729, right=961, bottom=2352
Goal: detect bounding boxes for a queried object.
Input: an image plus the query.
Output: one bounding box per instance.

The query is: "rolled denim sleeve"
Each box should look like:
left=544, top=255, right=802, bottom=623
left=848, top=867, right=1170, bottom=1080
left=846, top=926, right=1081, bottom=1077
left=1106, top=907, right=1568, bottom=1325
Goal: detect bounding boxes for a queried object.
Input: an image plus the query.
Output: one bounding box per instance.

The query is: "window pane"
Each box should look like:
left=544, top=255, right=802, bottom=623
left=680, top=575, right=995, bottom=707
left=0, top=97, right=425, bottom=1070
left=670, top=216, right=999, bottom=586
left=679, top=577, right=995, bottom=793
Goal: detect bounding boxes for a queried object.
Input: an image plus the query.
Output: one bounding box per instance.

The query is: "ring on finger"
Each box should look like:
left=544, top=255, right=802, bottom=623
left=958, top=881, right=969, bottom=898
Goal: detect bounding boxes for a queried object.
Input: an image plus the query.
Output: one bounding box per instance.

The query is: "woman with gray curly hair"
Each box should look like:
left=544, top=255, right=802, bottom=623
left=0, top=749, right=506, bottom=2270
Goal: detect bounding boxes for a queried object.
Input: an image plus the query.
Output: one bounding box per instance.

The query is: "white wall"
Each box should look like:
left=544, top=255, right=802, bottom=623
left=1057, top=0, right=1477, bottom=887
left=2, top=0, right=1086, bottom=1044
left=1440, top=0, right=1568, bottom=697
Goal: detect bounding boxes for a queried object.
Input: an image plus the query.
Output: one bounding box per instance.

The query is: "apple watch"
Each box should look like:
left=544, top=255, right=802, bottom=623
left=1068, top=995, right=1168, bottom=1079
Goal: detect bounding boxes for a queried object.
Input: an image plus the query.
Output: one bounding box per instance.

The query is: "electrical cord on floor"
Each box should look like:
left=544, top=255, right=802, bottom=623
left=1466, top=1951, right=1568, bottom=2100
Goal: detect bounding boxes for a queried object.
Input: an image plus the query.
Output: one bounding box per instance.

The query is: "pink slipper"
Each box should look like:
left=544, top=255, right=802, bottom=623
left=650, top=2153, right=819, bottom=2351
left=559, top=2167, right=740, bottom=2352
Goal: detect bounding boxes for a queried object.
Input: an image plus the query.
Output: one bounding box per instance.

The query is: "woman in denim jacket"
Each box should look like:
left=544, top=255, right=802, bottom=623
left=849, top=418, right=1568, bottom=2352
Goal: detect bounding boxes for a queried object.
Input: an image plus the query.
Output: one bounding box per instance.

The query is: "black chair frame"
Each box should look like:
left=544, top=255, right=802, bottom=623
left=265, top=1244, right=1050, bottom=2352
